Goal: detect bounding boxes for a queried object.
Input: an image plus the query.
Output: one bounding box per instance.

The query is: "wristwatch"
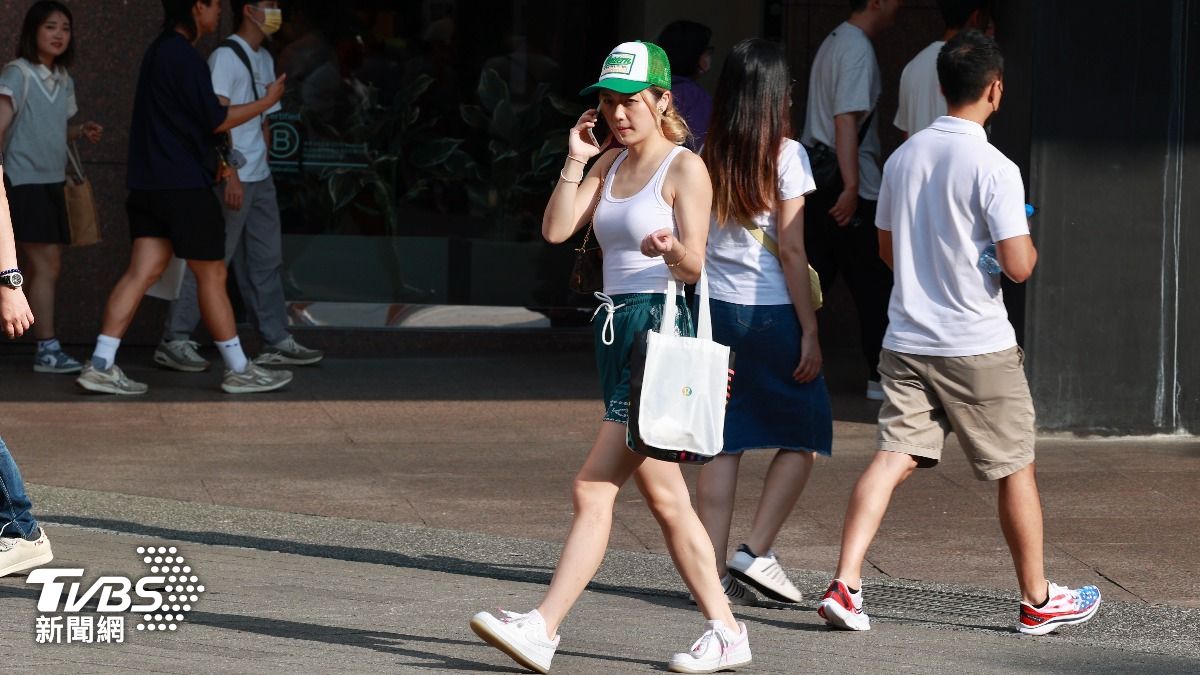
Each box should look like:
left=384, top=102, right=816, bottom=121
left=0, top=268, right=23, bottom=289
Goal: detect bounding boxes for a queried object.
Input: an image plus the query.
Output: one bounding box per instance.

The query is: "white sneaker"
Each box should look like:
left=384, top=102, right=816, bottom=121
left=668, top=620, right=752, bottom=674
left=76, top=363, right=149, bottom=395
left=154, top=339, right=211, bottom=372
left=728, top=546, right=802, bottom=603
left=866, top=379, right=884, bottom=401
left=254, top=336, right=324, bottom=366
left=221, top=363, right=294, bottom=394
left=0, top=529, right=54, bottom=577
left=470, top=608, right=559, bottom=674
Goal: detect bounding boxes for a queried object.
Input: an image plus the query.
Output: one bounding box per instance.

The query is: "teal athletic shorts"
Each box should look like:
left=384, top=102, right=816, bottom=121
left=592, top=292, right=693, bottom=424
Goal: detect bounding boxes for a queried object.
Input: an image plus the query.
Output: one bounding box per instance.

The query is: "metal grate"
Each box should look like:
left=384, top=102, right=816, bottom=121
left=865, top=585, right=1012, bottom=618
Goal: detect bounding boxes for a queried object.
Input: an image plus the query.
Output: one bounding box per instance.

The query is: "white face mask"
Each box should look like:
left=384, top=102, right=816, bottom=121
left=252, top=7, right=282, bottom=36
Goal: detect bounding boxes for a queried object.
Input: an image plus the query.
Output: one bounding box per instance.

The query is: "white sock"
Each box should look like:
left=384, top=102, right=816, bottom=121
left=215, top=336, right=249, bottom=373
left=91, top=335, right=121, bottom=370
left=38, top=338, right=62, bottom=352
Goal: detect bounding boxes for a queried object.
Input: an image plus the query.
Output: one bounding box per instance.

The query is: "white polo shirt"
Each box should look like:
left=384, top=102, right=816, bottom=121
left=208, top=35, right=281, bottom=182
left=800, top=22, right=883, bottom=200
left=894, top=41, right=946, bottom=135
left=876, top=116, right=1029, bottom=357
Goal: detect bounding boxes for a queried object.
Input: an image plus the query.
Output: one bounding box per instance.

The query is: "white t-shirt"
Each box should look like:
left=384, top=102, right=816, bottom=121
left=707, top=139, right=817, bottom=305
left=894, top=41, right=946, bottom=136
left=876, top=116, right=1029, bottom=357
left=208, top=35, right=281, bottom=182
left=800, top=21, right=883, bottom=200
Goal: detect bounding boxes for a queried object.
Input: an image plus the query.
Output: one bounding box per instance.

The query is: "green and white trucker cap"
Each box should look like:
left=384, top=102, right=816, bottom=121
left=579, top=41, right=672, bottom=96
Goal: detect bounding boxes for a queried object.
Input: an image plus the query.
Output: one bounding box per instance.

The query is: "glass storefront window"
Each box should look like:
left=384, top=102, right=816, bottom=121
left=262, top=0, right=618, bottom=327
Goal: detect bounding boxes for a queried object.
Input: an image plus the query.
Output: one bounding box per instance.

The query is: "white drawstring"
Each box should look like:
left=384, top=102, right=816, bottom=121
left=591, top=292, right=626, bottom=346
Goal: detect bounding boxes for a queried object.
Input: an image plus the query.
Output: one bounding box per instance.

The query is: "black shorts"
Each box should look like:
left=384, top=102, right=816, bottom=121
left=3, top=175, right=70, bottom=244
left=126, top=188, right=224, bottom=261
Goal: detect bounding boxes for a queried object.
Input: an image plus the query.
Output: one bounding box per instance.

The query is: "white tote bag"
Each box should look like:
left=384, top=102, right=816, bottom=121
left=628, top=269, right=733, bottom=464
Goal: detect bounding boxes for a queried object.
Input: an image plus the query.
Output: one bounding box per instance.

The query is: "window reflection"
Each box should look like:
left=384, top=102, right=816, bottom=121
left=262, top=0, right=616, bottom=322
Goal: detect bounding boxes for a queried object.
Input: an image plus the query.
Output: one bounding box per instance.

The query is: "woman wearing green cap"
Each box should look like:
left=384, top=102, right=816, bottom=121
left=470, top=41, right=753, bottom=675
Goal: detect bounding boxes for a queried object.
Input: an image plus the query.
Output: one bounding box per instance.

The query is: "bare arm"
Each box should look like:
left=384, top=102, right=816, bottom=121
left=0, top=97, right=13, bottom=150
left=543, top=109, right=617, bottom=244
left=996, top=234, right=1037, bottom=282
left=214, top=75, right=286, bottom=134
left=778, top=195, right=822, bottom=382
left=878, top=229, right=893, bottom=270
left=0, top=168, right=34, bottom=338
left=655, top=152, right=712, bottom=285
left=542, top=150, right=617, bottom=244
left=830, top=111, right=863, bottom=226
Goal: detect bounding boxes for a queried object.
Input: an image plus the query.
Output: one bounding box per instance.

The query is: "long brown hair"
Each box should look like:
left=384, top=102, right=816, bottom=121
left=701, top=39, right=791, bottom=225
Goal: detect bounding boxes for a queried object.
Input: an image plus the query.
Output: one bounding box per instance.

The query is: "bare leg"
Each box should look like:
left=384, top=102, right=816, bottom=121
left=99, top=238, right=173, bottom=338
left=18, top=242, right=63, bottom=341
left=745, top=450, right=815, bottom=556
left=832, top=450, right=919, bottom=587
left=187, top=259, right=237, bottom=342
left=536, top=422, right=644, bottom=636
left=997, top=463, right=1048, bottom=604
left=696, top=453, right=741, bottom=576
left=635, top=459, right=739, bottom=632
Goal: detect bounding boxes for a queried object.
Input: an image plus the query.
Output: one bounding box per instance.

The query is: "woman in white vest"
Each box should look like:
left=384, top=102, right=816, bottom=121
left=697, top=39, right=832, bottom=608
left=470, top=42, right=753, bottom=674
left=0, top=1, right=103, bottom=374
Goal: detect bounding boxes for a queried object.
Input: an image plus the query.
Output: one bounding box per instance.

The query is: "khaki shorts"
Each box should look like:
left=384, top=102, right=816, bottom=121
left=877, top=347, right=1035, bottom=480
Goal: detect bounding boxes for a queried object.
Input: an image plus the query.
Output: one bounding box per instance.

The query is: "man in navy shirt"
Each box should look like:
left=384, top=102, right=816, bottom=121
left=77, top=0, right=293, bottom=396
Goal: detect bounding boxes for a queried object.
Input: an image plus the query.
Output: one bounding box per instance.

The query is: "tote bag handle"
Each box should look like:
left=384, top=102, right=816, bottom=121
left=659, top=267, right=712, bottom=341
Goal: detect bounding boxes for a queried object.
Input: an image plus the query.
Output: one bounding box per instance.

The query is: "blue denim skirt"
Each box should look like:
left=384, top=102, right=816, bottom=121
left=708, top=299, right=833, bottom=455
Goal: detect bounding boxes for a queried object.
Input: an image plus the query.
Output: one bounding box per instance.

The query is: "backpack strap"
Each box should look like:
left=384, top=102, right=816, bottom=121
left=218, top=39, right=259, bottom=102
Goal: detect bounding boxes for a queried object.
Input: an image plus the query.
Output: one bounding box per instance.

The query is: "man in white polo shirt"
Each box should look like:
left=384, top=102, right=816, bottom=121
left=816, top=30, right=1102, bottom=636
left=894, top=0, right=992, bottom=137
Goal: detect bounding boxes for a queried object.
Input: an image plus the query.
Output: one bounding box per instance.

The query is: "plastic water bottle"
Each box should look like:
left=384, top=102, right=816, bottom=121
left=979, top=204, right=1036, bottom=275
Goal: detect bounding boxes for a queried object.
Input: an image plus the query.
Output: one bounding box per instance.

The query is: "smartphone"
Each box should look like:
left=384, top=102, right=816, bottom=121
left=587, top=114, right=614, bottom=149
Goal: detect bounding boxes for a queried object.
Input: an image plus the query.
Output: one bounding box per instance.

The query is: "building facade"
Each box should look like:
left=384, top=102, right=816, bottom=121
left=0, top=0, right=1195, bottom=434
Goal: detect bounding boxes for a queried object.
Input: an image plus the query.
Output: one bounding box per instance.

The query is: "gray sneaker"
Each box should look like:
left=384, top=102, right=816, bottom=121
left=76, top=363, right=149, bottom=395
left=154, top=339, right=211, bottom=372
left=221, top=363, right=294, bottom=394
left=254, top=336, right=323, bottom=366
left=34, top=347, right=84, bottom=374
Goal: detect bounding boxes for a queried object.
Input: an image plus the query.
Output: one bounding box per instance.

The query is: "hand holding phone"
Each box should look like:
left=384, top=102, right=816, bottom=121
left=569, top=109, right=613, bottom=160
left=586, top=114, right=612, bottom=150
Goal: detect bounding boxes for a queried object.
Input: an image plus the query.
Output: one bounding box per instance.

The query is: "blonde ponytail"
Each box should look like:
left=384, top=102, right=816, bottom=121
left=642, top=87, right=693, bottom=146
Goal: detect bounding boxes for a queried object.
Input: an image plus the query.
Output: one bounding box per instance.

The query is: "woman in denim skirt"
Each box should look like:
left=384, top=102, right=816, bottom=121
left=696, top=39, right=833, bottom=607
left=470, top=41, right=754, bottom=674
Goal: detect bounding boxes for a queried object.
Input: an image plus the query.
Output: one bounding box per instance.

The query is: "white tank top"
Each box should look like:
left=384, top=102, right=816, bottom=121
left=594, top=146, right=689, bottom=295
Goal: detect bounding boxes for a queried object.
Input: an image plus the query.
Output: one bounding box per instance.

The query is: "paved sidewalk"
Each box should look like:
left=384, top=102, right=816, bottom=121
left=2, top=486, right=1197, bottom=673
left=0, top=351, right=1198, bottom=672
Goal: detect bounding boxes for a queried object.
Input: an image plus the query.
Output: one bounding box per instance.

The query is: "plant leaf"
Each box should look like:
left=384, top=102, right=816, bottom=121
left=460, top=104, right=489, bottom=129
left=477, top=68, right=508, bottom=114
left=547, top=93, right=585, bottom=120
left=490, top=99, right=519, bottom=145
left=411, top=138, right=464, bottom=168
